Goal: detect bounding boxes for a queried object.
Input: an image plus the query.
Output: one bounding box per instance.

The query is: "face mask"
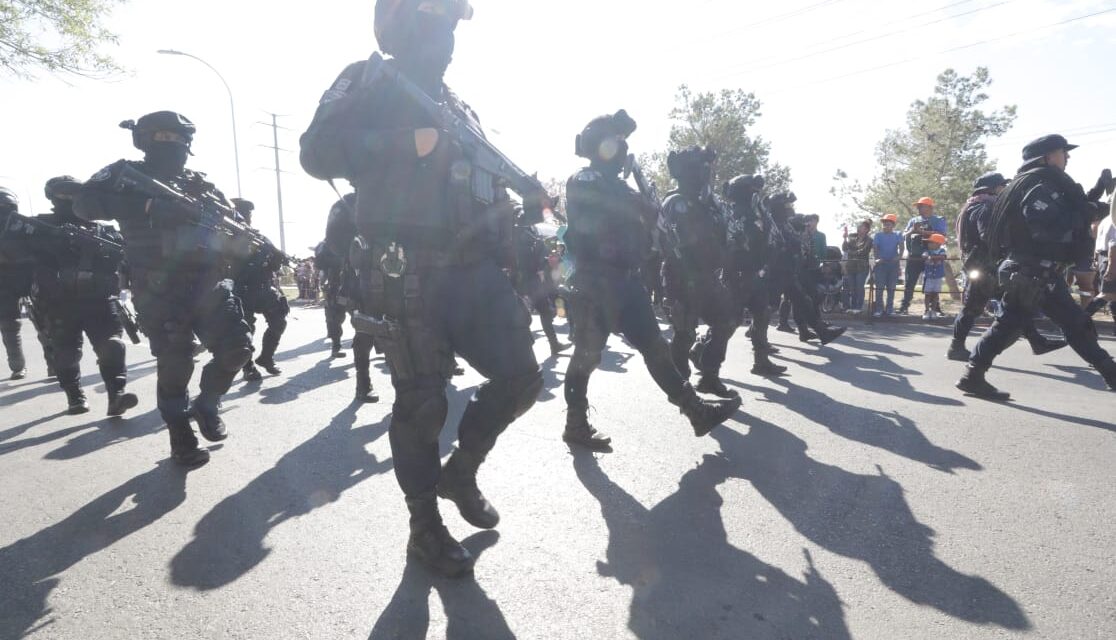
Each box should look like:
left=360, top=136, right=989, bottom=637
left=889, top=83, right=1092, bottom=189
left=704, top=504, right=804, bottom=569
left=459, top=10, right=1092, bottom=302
left=400, top=12, right=456, bottom=77
left=50, top=198, right=76, bottom=221
left=145, top=142, right=189, bottom=175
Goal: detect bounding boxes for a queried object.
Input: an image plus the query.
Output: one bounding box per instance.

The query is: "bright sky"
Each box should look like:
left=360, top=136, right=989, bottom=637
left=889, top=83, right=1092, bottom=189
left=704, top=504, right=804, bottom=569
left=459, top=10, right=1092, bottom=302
left=2, top=0, right=1114, bottom=254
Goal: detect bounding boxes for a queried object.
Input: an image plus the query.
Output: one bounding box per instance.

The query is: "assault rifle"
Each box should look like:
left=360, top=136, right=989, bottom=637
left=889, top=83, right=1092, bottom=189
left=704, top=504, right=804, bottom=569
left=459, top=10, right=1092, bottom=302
left=114, top=299, right=142, bottom=345
left=2, top=213, right=125, bottom=262
left=359, top=53, right=552, bottom=218
left=111, top=165, right=290, bottom=268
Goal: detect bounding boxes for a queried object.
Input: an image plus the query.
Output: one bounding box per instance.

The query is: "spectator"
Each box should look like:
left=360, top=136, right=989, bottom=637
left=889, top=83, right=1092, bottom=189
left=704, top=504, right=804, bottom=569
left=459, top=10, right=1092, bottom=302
left=898, top=197, right=948, bottom=314
left=921, top=233, right=948, bottom=319
left=842, top=220, right=873, bottom=313
left=872, top=213, right=904, bottom=317
left=1091, top=206, right=1116, bottom=335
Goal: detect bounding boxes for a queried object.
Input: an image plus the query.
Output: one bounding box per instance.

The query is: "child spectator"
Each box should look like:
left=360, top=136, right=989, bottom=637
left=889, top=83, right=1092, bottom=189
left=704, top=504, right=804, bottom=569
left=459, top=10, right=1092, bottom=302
left=872, top=214, right=904, bottom=317
left=922, top=233, right=948, bottom=319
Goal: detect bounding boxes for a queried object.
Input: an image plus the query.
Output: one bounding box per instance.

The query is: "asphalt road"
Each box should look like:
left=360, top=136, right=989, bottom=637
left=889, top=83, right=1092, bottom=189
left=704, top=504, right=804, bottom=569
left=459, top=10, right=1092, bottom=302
left=0, top=306, right=1113, bottom=640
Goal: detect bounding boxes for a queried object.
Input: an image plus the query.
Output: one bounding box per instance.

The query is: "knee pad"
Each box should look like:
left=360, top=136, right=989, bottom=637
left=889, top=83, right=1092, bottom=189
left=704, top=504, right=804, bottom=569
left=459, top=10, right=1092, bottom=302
left=396, top=386, right=449, bottom=443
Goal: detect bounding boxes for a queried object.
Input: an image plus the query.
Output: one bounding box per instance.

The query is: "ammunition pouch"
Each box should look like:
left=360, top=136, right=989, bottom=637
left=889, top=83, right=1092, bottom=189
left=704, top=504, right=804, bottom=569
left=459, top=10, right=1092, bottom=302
left=998, top=270, right=1048, bottom=314
left=351, top=244, right=454, bottom=383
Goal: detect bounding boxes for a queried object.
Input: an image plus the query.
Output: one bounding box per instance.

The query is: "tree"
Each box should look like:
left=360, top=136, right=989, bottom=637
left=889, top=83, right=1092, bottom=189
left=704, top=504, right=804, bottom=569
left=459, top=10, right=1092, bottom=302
left=831, top=67, right=1016, bottom=234
left=1, top=0, right=123, bottom=77
left=643, top=85, right=792, bottom=197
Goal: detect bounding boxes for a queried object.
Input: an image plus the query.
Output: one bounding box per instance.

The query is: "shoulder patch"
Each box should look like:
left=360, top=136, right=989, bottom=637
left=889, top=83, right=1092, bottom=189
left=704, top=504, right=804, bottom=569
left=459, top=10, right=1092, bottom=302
left=576, top=169, right=601, bottom=183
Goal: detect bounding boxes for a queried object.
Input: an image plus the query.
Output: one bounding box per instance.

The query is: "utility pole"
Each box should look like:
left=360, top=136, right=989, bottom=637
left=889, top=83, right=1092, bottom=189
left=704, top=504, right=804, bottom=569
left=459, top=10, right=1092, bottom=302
left=258, top=113, right=292, bottom=253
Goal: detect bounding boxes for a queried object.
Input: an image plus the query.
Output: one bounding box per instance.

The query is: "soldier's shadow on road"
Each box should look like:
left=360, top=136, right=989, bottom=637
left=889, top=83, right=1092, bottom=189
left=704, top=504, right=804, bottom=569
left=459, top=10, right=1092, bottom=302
left=728, top=378, right=981, bottom=473
left=257, top=356, right=351, bottom=405
left=571, top=448, right=851, bottom=640
left=0, top=461, right=190, bottom=639
left=169, top=404, right=393, bottom=590
left=367, top=531, right=515, bottom=640
left=711, top=418, right=1029, bottom=631
left=774, top=349, right=963, bottom=407
left=0, top=360, right=158, bottom=409
left=0, top=408, right=164, bottom=460
left=170, top=382, right=477, bottom=591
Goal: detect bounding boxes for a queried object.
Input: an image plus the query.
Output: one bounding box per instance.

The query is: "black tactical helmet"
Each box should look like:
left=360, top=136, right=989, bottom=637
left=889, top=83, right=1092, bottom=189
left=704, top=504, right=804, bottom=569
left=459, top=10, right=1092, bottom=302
left=120, top=111, right=196, bottom=152
left=972, top=171, right=1009, bottom=193
left=375, top=0, right=473, bottom=55
left=575, top=110, right=637, bottom=160
left=667, top=146, right=717, bottom=182
left=0, top=186, right=18, bottom=214
left=44, top=175, right=82, bottom=201
left=723, top=174, right=765, bottom=202
left=231, top=198, right=255, bottom=213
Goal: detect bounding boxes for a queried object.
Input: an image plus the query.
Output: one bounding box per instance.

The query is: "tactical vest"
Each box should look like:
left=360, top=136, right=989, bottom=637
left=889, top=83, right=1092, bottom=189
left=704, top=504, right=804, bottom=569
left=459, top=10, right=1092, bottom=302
left=565, top=168, right=651, bottom=271
left=350, top=75, right=499, bottom=264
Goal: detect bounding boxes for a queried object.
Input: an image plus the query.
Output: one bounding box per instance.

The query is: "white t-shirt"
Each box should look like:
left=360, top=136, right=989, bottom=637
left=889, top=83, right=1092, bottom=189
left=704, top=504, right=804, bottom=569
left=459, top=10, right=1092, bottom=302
left=1097, top=216, right=1116, bottom=253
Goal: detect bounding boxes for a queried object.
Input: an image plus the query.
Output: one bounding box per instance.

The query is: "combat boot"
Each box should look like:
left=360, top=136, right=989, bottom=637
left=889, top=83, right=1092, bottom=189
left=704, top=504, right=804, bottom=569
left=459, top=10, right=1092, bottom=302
left=64, top=386, right=90, bottom=415
left=956, top=366, right=1011, bottom=401
left=330, top=341, right=347, bottom=359
left=676, top=386, right=741, bottom=437
left=255, top=356, right=282, bottom=376
left=947, top=341, right=971, bottom=362
left=1099, top=359, right=1116, bottom=391
left=751, top=354, right=788, bottom=377
left=548, top=336, right=571, bottom=356
left=437, top=449, right=500, bottom=530
left=798, top=329, right=819, bottom=343
left=753, top=342, right=780, bottom=355
left=242, top=362, right=263, bottom=382
left=106, top=389, right=139, bottom=417
left=190, top=394, right=228, bottom=442
left=1031, top=338, right=1068, bottom=356
left=355, top=370, right=380, bottom=404
left=696, top=374, right=739, bottom=399
left=406, top=493, right=474, bottom=578
left=776, top=322, right=795, bottom=334
left=818, top=326, right=847, bottom=346
left=9, top=368, right=26, bottom=380
left=168, top=420, right=209, bottom=468
left=563, top=407, right=612, bottom=452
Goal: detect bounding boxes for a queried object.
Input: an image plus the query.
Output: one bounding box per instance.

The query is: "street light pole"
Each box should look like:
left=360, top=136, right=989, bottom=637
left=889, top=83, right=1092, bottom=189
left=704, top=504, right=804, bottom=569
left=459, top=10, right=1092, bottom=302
left=156, top=49, right=242, bottom=198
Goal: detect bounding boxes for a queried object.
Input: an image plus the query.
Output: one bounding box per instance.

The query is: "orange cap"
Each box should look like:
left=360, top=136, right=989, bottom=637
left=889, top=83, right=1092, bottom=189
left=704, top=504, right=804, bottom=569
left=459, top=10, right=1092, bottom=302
left=882, top=213, right=898, bottom=223
left=928, top=233, right=947, bottom=245
left=914, top=197, right=935, bottom=207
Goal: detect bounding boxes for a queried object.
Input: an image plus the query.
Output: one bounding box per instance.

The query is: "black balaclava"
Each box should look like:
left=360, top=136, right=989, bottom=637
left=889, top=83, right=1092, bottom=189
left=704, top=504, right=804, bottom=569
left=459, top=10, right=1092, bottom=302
left=395, top=10, right=456, bottom=93
left=144, top=142, right=190, bottom=178
left=668, top=146, right=716, bottom=199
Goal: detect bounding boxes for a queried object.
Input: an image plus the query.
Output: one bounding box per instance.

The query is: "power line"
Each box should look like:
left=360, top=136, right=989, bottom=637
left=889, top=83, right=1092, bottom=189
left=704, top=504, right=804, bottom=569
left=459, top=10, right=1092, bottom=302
left=702, top=0, right=850, bottom=41
left=725, top=0, right=980, bottom=70
left=715, top=0, right=1018, bottom=79
left=766, top=7, right=1116, bottom=95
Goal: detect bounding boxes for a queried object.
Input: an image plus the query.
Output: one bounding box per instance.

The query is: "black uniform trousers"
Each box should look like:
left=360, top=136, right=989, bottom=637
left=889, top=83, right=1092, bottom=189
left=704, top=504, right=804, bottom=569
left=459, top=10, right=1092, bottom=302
left=324, top=288, right=347, bottom=348
left=0, top=266, right=50, bottom=374
left=375, top=261, right=541, bottom=499
left=515, top=275, right=559, bottom=345
left=239, top=282, right=290, bottom=363
left=666, top=278, right=737, bottom=378
left=132, top=271, right=253, bottom=425
left=729, top=270, right=773, bottom=351
left=953, top=269, right=1050, bottom=349
left=971, top=271, right=1111, bottom=370
left=900, top=258, right=925, bottom=309
left=39, top=290, right=126, bottom=393
left=564, top=268, right=688, bottom=412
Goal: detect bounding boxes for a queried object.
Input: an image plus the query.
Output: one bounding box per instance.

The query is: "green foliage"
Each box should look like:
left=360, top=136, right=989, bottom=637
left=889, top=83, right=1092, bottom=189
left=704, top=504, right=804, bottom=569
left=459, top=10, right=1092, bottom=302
left=0, top=0, right=123, bottom=77
left=642, top=85, right=792, bottom=196
left=832, top=67, right=1016, bottom=234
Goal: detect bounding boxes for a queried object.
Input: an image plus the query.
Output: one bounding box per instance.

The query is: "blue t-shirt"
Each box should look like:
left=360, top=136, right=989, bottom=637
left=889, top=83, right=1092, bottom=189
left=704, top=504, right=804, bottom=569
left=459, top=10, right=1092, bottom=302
left=904, top=215, right=948, bottom=255
left=873, top=231, right=904, bottom=261
left=923, top=247, right=947, bottom=279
